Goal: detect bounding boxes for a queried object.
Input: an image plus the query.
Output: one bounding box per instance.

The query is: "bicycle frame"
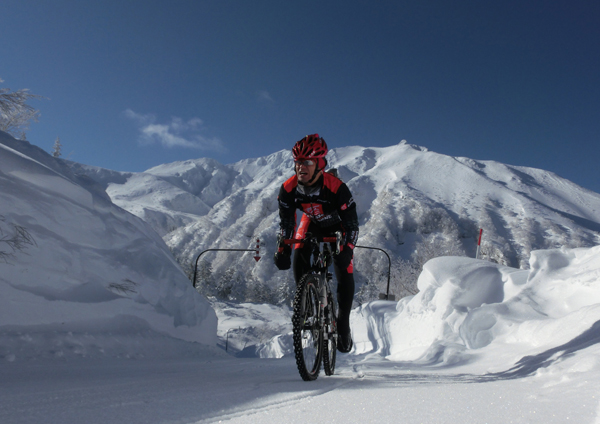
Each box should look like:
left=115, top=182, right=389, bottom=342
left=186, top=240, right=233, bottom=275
left=283, top=232, right=340, bottom=309
left=283, top=232, right=341, bottom=380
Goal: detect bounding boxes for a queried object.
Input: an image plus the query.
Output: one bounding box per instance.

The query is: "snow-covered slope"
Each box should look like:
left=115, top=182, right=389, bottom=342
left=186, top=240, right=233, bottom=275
left=0, top=132, right=217, bottom=360
left=72, top=141, right=600, bottom=301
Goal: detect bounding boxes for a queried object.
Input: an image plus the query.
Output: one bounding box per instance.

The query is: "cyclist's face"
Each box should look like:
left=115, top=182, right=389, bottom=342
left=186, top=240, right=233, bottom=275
left=295, top=159, right=317, bottom=184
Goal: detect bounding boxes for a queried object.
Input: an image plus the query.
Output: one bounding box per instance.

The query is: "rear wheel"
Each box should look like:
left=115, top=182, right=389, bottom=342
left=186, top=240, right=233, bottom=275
left=292, top=273, right=323, bottom=381
left=322, top=290, right=337, bottom=376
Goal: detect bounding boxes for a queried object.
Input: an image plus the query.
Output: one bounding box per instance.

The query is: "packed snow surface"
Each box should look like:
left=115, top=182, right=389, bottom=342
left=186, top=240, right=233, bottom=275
left=2, top=131, right=600, bottom=423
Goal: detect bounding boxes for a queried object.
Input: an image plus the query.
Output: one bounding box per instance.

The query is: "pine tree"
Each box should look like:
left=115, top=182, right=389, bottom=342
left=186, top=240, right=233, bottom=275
left=52, top=137, right=62, bottom=158
left=196, top=259, right=214, bottom=296
left=216, top=267, right=236, bottom=300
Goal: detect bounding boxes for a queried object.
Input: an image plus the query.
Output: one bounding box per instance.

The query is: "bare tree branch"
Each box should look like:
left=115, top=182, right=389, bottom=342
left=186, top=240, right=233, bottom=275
left=0, top=215, right=37, bottom=264
left=0, top=78, right=45, bottom=138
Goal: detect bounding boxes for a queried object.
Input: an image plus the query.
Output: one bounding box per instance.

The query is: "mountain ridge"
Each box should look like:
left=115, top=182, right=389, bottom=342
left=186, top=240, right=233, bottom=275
left=69, top=140, right=600, bottom=303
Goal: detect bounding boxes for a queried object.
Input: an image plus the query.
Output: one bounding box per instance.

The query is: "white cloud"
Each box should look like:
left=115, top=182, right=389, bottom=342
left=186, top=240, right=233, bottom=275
left=257, top=90, right=275, bottom=103
left=123, top=109, right=225, bottom=151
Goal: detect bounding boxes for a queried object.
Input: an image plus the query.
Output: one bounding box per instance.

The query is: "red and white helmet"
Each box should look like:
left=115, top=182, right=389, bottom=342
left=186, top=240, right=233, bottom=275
left=292, top=134, right=328, bottom=168
left=292, top=134, right=328, bottom=159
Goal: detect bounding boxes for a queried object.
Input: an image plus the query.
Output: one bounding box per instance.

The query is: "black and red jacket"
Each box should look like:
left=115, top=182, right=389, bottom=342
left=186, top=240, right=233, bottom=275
left=277, top=172, right=359, bottom=245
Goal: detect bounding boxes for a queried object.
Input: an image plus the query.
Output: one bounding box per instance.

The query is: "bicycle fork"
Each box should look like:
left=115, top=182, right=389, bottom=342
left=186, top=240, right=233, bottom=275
left=321, top=272, right=335, bottom=341
left=319, top=280, right=327, bottom=339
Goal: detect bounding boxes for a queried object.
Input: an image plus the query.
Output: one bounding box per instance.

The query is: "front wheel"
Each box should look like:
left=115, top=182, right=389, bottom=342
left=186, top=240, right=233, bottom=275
left=292, top=273, right=323, bottom=381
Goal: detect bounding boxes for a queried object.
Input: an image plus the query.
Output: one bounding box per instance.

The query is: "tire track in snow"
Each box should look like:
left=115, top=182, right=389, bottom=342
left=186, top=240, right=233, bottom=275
left=193, top=377, right=353, bottom=423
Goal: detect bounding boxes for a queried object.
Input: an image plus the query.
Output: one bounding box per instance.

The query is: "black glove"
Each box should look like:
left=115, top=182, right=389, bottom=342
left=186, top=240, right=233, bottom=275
left=274, top=244, right=292, bottom=270
left=338, top=230, right=358, bottom=254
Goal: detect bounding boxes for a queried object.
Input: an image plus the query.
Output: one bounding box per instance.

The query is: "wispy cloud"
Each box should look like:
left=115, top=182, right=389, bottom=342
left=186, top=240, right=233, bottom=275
left=257, top=90, right=275, bottom=104
left=123, top=109, right=225, bottom=151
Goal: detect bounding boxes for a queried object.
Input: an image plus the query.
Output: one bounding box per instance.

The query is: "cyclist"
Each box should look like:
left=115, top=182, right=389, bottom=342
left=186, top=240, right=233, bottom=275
left=274, top=134, right=359, bottom=353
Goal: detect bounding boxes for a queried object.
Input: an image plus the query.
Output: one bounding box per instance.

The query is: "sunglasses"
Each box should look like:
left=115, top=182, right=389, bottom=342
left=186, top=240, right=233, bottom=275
left=294, top=159, right=315, bottom=166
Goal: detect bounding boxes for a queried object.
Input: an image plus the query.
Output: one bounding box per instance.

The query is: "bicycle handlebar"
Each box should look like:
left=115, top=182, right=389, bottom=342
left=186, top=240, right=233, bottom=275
left=283, top=237, right=337, bottom=245
left=281, top=232, right=342, bottom=255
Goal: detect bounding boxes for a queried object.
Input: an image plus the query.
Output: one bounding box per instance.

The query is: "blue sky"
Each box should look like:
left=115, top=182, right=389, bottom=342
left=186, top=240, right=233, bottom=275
left=2, top=0, right=599, bottom=193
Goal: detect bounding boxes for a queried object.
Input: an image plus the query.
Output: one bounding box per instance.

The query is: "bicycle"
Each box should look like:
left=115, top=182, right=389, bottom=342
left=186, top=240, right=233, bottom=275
left=280, top=232, right=341, bottom=381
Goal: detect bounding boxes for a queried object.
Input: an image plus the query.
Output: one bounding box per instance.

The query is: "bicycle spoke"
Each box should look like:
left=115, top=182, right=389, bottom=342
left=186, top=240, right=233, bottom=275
left=292, top=274, right=323, bottom=381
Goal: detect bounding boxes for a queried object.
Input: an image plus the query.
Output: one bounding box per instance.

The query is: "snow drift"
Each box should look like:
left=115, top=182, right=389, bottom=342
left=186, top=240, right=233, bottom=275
left=209, top=243, right=600, bottom=390
left=351, top=244, right=600, bottom=377
left=0, top=132, right=217, bottom=361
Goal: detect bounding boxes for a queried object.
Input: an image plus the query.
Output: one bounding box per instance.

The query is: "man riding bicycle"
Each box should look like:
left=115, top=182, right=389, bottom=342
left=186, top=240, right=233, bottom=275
left=274, top=134, right=359, bottom=353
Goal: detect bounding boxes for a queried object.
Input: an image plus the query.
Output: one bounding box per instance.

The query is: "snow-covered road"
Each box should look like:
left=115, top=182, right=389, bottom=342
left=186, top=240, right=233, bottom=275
left=3, top=350, right=598, bottom=424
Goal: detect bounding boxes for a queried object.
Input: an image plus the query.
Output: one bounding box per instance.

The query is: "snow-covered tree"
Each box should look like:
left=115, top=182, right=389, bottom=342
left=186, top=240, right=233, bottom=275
left=412, top=233, right=465, bottom=271
left=392, top=232, right=467, bottom=297
left=52, top=137, right=62, bottom=158
left=0, top=78, right=43, bottom=139
left=246, top=280, right=276, bottom=304
left=195, top=259, right=215, bottom=296
left=274, top=276, right=295, bottom=306
left=355, top=280, right=380, bottom=305
left=393, top=257, right=421, bottom=298
left=216, top=266, right=247, bottom=301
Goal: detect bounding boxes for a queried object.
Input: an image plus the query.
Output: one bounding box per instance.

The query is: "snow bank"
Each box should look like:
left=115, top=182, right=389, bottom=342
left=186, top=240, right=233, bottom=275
left=0, top=132, right=217, bottom=361
left=210, top=301, right=293, bottom=358
left=214, top=244, right=600, bottom=372
left=352, top=245, right=600, bottom=372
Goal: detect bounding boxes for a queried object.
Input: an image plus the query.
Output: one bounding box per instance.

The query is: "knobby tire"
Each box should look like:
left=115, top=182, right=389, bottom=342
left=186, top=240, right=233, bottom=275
left=292, top=273, right=323, bottom=381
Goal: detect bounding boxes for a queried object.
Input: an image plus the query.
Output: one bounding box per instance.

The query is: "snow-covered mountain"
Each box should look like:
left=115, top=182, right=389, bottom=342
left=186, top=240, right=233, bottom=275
left=71, top=140, right=600, bottom=301
left=0, top=132, right=216, bottom=360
